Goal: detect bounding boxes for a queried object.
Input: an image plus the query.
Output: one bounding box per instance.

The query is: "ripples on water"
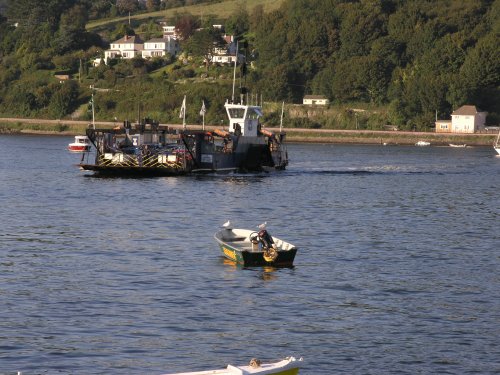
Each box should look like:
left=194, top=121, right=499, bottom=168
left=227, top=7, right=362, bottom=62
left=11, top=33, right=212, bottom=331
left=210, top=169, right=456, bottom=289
left=1, top=136, right=499, bottom=374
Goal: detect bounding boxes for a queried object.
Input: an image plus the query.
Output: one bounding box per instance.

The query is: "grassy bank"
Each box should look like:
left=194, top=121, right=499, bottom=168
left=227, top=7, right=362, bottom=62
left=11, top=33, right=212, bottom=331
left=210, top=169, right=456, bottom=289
left=86, top=0, right=285, bottom=30
left=0, top=121, right=89, bottom=135
left=1, top=120, right=496, bottom=146
left=284, top=129, right=496, bottom=146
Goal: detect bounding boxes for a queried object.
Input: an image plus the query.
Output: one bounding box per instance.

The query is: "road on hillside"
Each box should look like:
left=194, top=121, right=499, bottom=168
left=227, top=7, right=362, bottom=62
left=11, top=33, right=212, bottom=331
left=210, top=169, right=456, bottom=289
left=0, top=117, right=496, bottom=139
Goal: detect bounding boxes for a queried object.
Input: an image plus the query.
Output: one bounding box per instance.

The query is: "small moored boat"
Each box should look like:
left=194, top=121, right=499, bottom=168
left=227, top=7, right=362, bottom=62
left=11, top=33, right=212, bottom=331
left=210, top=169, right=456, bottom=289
left=415, top=141, right=430, bottom=147
left=68, top=135, right=91, bottom=152
left=494, top=127, right=500, bottom=155
left=449, top=143, right=467, bottom=148
left=214, top=222, right=297, bottom=267
left=161, top=356, right=302, bottom=375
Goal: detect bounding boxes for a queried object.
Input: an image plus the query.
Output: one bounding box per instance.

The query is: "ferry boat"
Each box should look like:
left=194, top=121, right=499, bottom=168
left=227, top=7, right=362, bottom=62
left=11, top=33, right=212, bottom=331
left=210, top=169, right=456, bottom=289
left=78, top=100, right=288, bottom=176
left=68, top=135, right=91, bottom=152
left=161, top=356, right=302, bottom=375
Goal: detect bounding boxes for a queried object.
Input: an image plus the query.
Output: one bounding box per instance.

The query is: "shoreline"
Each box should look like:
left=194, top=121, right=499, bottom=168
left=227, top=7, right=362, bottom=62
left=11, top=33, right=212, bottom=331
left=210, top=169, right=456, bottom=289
left=0, top=117, right=497, bottom=146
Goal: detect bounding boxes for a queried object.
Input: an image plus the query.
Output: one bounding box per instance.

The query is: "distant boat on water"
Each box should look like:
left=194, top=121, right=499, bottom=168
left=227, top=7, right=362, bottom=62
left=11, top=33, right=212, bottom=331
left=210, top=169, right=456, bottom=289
left=415, top=141, right=430, bottom=147
left=67, top=135, right=91, bottom=152
left=160, top=356, right=303, bottom=375
left=214, top=222, right=297, bottom=267
left=494, top=128, right=500, bottom=155
left=449, top=143, right=467, bottom=148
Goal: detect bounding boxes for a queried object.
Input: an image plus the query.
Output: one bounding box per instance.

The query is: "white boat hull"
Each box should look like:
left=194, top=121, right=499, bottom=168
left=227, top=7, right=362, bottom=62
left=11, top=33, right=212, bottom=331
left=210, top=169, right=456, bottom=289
left=161, top=357, right=302, bottom=375
left=214, top=228, right=297, bottom=267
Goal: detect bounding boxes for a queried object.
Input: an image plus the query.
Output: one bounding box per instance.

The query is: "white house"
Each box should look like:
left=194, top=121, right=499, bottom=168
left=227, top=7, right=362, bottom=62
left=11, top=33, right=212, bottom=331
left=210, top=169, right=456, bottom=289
left=303, top=95, right=329, bottom=106
left=212, top=35, right=244, bottom=65
left=104, top=35, right=144, bottom=63
left=436, top=105, right=487, bottom=133
left=142, top=37, right=180, bottom=59
left=162, top=25, right=178, bottom=39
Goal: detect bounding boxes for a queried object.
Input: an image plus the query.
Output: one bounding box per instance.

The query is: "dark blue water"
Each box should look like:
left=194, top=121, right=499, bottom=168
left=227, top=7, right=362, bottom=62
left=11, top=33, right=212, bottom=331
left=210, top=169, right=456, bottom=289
left=1, top=135, right=499, bottom=375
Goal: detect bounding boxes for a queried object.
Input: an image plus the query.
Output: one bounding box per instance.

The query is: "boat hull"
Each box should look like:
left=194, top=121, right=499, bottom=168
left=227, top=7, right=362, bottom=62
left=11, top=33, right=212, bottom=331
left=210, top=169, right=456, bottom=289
left=79, top=164, right=189, bottom=176
left=161, top=356, right=302, bottom=375
left=68, top=145, right=91, bottom=152
left=218, top=242, right=297, bottom=267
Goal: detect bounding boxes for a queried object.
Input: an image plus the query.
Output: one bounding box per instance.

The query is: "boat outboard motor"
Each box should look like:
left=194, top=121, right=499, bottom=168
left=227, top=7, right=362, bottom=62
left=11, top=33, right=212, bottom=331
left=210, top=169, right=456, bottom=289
left=257, top=223, right=278, bottom=262
left=258, top=229, right=275, bottom=249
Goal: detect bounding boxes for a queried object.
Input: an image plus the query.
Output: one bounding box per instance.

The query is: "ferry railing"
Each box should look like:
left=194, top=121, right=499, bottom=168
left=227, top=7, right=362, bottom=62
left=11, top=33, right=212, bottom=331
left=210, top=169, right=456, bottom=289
left=96, top=152, right=185, bottom=170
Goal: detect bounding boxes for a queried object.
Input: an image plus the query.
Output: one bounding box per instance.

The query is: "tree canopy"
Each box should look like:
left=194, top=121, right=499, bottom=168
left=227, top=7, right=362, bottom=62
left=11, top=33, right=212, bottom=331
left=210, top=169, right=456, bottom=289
left=251, top=0, right=499, bottom=128
left=0, top=0, right=498, bottom=129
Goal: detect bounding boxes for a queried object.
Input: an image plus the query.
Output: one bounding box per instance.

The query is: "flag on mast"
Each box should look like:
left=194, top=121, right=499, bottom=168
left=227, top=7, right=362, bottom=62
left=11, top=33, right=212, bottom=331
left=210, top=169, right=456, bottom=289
left=179, top=95, right=186, bottom=129
left=200, top=100, right=206, bottom=130
left=199, top=100, right=206, bottom=116
left=179, top=95, right=186, bottom=119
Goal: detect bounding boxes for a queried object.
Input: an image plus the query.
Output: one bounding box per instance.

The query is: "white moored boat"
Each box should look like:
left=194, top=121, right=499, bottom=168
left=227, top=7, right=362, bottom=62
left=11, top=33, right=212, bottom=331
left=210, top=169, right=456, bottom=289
left=160, top=356, right=302, bottom=375
left=494, top=128, right=500, bottom=155
left=415, top=141, right=430, bottom=147
left=68, top=135, right=91, bottom=152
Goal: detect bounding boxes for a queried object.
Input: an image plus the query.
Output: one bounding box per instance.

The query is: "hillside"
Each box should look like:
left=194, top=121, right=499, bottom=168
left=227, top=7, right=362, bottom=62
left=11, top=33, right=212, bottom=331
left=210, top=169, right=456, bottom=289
left=0, top=0, right=498, bottom=131
left=86, top=0, right=285, bottom=30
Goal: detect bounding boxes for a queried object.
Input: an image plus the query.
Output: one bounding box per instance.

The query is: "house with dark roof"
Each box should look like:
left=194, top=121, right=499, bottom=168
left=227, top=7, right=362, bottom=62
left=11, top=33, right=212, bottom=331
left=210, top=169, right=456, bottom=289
left=104, top=35, right=144, bottom=63
left=436, top=105, right=487, bottom=133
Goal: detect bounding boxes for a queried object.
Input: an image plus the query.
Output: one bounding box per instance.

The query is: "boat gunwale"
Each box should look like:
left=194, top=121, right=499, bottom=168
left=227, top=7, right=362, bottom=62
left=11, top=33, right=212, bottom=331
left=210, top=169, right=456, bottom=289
left=214, top=228, right=297, bottom=253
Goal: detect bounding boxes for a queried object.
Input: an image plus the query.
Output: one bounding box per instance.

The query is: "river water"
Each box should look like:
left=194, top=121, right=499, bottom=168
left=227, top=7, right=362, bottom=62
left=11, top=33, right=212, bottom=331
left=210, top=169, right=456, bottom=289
left=0, top=135, right=499, bottom=375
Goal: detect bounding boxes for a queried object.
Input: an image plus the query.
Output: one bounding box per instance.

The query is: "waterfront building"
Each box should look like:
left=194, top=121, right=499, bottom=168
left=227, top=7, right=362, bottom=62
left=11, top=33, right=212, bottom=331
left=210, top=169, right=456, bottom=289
left=435, top=105, right=487, bottom=133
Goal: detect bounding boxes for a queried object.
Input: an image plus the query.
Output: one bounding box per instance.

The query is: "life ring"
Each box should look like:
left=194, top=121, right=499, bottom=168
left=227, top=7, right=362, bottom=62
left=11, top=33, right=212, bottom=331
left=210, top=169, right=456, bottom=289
left=263, top=247, right=278, bottom=262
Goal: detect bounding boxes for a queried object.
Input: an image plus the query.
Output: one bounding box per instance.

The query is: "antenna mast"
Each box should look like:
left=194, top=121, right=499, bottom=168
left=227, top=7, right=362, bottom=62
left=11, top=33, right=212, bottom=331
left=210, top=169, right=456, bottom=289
left=231, top=41, right=238, bottom=103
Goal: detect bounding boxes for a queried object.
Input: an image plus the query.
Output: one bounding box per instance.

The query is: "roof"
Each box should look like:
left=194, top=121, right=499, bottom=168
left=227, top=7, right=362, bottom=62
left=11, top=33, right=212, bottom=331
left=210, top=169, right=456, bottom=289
left=145, top=38, right=168, bottom=43
left=113, top=35, right=144, bottom=44
left=304, top=95, right=328, bottom=100
left=452, top=105, right=483, bottom=116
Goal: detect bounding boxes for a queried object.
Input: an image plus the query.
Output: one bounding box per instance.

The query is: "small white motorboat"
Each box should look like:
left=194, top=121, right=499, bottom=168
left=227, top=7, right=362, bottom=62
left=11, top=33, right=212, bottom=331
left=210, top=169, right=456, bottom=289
left=415, top=141, right=430, bottom=147
left=449, top=143, right=467, bottom=148
left=68, top=135, right=91, bottom=152
left=214, top=222, right=297, bottom=267
left=160, top=356, right=303, bottom=375
left=494, top=128, right=500, bottom=155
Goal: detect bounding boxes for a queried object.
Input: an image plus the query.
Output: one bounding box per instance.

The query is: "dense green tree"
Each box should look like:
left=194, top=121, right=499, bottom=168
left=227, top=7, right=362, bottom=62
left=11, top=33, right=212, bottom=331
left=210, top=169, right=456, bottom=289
left=116, top=0, right=139, bottom=15
left=52, top=4, right=89, bottom=54
left=175, top=14, right=200, bottom=40
left=48, top=80, right=80, bottom=118
left=337, top=0, right=389, bottom=58
left=185, top=27, right=224, bottom=69
left=110, top=23, right=135, bottom=41
left=146, top=0, right=160, bottom=12
left=225, top=6, right=249, bottom=39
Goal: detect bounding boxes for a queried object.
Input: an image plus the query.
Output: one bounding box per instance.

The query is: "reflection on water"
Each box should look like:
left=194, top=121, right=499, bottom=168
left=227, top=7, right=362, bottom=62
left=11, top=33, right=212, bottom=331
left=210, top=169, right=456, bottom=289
left=0, top=137, right=499, bottom=374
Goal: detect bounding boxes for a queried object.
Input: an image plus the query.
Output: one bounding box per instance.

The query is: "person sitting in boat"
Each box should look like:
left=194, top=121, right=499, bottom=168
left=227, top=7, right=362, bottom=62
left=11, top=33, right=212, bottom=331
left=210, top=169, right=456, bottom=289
left=257, top=223, right=276, bottom=249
